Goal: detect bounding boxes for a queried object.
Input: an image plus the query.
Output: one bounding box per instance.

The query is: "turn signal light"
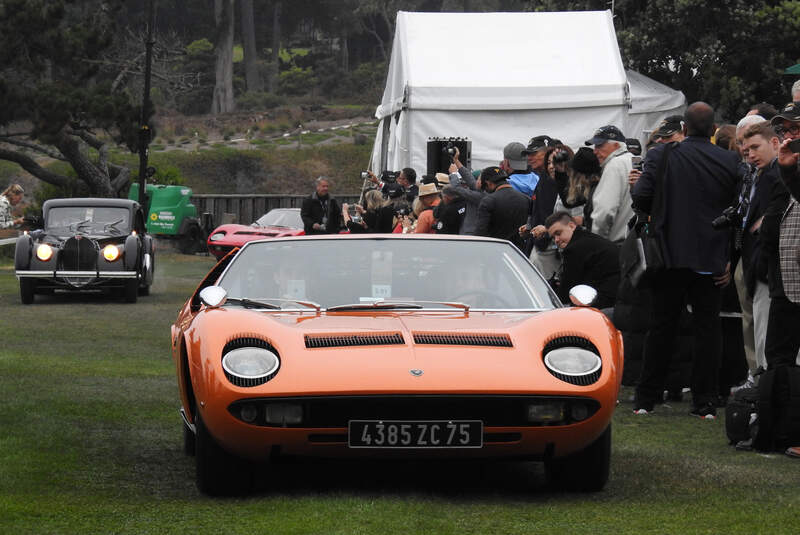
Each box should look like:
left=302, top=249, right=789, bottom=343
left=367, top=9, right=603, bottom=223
left=36, top=244, right=53, bottom=261
left=103, top=244, right=120, bottom=261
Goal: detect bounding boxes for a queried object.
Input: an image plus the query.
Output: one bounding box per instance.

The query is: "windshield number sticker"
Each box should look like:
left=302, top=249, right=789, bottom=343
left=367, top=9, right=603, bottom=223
left=371, top=284, right=391, bottom=299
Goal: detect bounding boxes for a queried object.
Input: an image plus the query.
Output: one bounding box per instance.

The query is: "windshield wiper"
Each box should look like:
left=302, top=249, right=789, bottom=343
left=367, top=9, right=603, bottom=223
left=225, top=297, right=282, bottom=309
left=226, top=297, right=321, bottom=311
left=326, top=300, right=423, bottom=312
left=104, top=218, right=124, bottom=231
left=403, top=300, right=470, bottom=311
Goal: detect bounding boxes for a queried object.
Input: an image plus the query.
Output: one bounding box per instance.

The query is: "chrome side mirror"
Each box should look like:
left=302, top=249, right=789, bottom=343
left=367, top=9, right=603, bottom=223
left=569, top=285, right=597, bottom=307
left=199, top=285, right=227, bottom=308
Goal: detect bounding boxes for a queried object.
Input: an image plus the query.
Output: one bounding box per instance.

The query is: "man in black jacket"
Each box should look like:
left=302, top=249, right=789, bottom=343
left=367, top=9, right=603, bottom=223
left=300, top=177, right=341, bottom=234
left=631, top=102, right=742, bottom=419
left=545, top=211, right=620, bottom=309
left=472, top=167, right=530, bottom=249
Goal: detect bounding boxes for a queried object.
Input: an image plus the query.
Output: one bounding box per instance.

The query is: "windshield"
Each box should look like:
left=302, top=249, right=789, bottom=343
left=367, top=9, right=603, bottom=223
left=254, top=209, right=303, bottom=229
left=46, top=206, right=130, bottom=234
left=217, top=238, right=558, bottom=310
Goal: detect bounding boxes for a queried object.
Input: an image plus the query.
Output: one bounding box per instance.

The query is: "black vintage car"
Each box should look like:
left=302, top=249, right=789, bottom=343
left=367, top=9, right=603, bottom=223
left=14, top=198, right=154, bottom=304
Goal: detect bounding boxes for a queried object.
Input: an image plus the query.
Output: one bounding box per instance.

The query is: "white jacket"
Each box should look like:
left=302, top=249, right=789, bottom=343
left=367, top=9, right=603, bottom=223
left=591, top=145, right=633, bottom=242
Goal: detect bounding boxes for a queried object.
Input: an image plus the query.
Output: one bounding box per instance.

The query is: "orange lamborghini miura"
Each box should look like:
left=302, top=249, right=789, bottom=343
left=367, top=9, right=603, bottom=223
left=172, top=235, right=623, bottom=495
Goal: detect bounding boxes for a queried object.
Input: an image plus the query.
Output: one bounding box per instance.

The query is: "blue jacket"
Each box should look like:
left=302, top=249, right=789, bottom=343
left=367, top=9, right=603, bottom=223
left=508, top=171, right=539, bottom=198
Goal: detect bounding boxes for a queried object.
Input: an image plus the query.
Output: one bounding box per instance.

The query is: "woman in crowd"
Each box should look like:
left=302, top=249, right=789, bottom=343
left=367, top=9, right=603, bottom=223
left=0, top=183, right=24, bottom=229
left=552, top=147, right=602, bottom=229
left=342, top=189, right=395, bottom=233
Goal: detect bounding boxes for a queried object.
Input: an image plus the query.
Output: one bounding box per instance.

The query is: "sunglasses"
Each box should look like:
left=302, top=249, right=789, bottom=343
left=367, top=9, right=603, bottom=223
left=775, top=123, right=800, bottom=136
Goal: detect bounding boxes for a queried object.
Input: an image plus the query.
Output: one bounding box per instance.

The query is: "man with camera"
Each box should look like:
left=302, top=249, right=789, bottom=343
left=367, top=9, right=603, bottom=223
left=760, top=102, right=800, bottom=370
left=628, top=117, right=686, bottom=188
left=631, top=102, right=742, bottom=418
left=367, top=168, right=419, bottom=203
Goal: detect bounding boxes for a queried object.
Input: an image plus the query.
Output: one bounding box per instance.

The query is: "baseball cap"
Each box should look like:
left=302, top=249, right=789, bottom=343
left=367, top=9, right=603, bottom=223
left=626, top=138, right=642, bottom=156
left=771, top=102, right=800, bottom=124
left=523, top=135, right=554, bottom=154
left=480, top=166, right=508, bottom=184
left=585, top=125, right=626, bottom=146
left=503, top=142, right=528, bottom=170
left=654, top=115, right=685, bottom=138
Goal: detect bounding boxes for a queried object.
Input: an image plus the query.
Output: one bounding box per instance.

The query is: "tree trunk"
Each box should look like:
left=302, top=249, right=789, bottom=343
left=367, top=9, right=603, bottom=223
left=269, top=1, right=281, bottom=93
left=240, top=0, right=262, bottom=92
left=211, top=0, right=235, bottom=114
left=55, top=132, right=114, bottom=197
left=341, top=29, right=349, bottom=72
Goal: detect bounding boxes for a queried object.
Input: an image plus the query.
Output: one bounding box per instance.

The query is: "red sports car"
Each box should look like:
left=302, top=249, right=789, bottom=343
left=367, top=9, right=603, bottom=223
left=206, top=208, right=304, bottom=259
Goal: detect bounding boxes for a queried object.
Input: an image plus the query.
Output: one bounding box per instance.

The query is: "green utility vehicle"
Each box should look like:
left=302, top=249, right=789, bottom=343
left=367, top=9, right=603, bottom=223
left=128, top=183, right=208, bottom=254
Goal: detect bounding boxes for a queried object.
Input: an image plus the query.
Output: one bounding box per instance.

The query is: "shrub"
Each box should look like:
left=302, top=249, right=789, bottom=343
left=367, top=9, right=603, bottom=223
left=278, top=67, right=318, bottom=96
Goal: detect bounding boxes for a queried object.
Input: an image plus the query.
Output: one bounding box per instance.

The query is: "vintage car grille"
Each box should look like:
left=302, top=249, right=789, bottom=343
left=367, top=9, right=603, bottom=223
left=61, top=236, right=98, bottom=271
left=305, top=333, right=405, bottom=348
left=543, top=335, right=602, bottom=386
left=228, top=395, right=600, bottom=428
left=413, top=332, right=513, bottom=347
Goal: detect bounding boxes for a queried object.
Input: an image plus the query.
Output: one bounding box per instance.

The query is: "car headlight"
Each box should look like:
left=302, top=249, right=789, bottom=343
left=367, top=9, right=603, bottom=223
left=222, top=346, right=280, bottom=387
left=103, top=244, right=120, bottom=261
left=209, top=232, right=225, bottom=241
left=544, top=347, right=601, bottom=376
left=36, top=243, right=53, bottom=261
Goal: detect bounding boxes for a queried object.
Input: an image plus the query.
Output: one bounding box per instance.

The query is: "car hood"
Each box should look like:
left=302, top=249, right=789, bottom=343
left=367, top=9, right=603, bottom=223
left=187, top=307, right=621, bottom=396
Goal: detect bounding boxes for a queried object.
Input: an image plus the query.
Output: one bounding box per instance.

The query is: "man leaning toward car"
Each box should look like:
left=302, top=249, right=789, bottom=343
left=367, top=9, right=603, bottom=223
left=472, top=167, right=530, bottom=250
left=631, top=102, right=741, bottom=419
left=301, top=176, right=341, bottom=234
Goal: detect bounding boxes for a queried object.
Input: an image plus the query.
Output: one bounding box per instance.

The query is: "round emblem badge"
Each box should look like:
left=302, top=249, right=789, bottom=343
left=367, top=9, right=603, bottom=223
left=409, top=369, right=423, bottom=377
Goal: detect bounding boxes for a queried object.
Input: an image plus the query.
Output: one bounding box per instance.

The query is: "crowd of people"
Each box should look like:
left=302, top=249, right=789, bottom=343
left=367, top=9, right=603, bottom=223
left=299, top=84, right=800, bottom=456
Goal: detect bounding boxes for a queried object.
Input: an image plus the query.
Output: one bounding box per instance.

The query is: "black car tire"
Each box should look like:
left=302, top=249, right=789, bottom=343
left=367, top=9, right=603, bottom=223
left=123, top=279, right=138, bottom=303
left=20, top=279, right=36, bottom=304
left=546, top=424, right=611, bottom=492
left=183, top=418, right=196, bottom=457
left=195, top=413, right=253, bottom=496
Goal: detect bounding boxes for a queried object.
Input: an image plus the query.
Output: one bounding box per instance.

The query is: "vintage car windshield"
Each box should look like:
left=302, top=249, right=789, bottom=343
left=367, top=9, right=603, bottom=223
left=46, top=206, right=131, bottom=234
left=217, top=238, right=558, bottom=310
left=254, top=209, right=302, bottom=229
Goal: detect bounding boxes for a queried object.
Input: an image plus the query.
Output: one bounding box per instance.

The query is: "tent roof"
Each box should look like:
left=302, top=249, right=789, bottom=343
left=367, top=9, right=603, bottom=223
left=626, top=69, right=686, bottom=114
left=377, top=10, right=628, bottom=118
left=785, top=63, right=800, bottom=75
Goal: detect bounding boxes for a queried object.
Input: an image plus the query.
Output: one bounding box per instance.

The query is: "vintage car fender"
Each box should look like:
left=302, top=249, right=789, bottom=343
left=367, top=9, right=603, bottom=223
left=14, top=234, right=33, bottom=271
left=142, top=234, right=155, bottom=286
left=123, top=234, right=140, bottom=271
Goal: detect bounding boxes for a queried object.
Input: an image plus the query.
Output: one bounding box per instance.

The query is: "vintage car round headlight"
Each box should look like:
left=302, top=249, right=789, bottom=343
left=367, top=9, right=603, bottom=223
left=544, top=347, right=601, bottom=376
left=222, top=347, right=280, bottom=379
left=103, top=244, right=121, bottom=261
left=209, top=232, right=226, bottom=241
left=36, top=243, right=53, bottom=261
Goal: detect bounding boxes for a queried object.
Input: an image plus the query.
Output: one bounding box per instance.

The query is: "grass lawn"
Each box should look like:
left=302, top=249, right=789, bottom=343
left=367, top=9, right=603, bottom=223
left=0, top=253, right=798, bottom=534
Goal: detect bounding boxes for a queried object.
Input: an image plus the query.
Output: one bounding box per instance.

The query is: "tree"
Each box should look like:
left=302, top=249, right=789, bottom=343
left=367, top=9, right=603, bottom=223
left=240, top=0, right=263, bottom=92
left=211, top=0, right=235, bottom=114
left=0, top=0, right=143, bottom=197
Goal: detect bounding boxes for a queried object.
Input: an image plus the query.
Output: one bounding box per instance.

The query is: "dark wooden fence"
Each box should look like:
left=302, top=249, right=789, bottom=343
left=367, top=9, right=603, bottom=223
left=193, top=194, right=362, bottom=226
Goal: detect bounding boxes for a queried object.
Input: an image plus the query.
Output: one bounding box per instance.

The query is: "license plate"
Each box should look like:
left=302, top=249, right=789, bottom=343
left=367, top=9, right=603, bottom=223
left=348, top=420, right=483, bottom=449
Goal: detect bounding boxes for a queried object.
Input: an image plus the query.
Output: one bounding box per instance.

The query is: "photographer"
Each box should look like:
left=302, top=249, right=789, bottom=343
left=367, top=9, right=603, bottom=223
left=630, top=102, right=742, bottom=418
left=342, top=190, right=395, bottom=234
left=367, top=168, right=418, bottom=203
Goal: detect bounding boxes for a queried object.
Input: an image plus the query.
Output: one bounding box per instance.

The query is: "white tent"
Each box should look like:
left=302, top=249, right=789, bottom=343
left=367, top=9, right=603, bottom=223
left=626, top=69, right=686, bottom=145
left=370, top=10, right=685, bottom=174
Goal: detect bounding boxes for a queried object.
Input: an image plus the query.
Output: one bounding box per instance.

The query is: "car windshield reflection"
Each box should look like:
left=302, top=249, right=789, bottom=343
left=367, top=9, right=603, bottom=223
left=217, top=238, right=558, bottom=310
left=46, top=206, right=131, bottom=234
left=254, top=209, right=303, bottom=229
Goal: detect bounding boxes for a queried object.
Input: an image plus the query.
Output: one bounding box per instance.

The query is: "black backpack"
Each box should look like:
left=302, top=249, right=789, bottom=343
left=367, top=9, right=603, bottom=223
left=725, top=387, right=758, bottom=446
left=753, top=365, right=800, bottom=452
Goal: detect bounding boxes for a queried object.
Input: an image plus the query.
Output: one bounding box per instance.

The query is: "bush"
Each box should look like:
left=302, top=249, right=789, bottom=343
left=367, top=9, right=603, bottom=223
left=278, top=67, right=318, bottom=96
left=237, top=91, right=288, bottom=111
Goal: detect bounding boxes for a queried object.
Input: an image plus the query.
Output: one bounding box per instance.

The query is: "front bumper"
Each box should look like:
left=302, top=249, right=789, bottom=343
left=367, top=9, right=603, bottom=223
left=16, top=270, right=138, bottom=279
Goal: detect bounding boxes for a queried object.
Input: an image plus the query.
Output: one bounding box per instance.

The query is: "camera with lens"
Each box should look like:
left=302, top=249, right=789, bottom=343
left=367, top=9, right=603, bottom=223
left=395, top=205, right=411, bottom=217
left=442, top=141, right=458, bottom=159
left=711, top=205, right=742, bottom=230
left=552, top=150, right=570, bottom=164
left=380, top=170, right=399, bottom=182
